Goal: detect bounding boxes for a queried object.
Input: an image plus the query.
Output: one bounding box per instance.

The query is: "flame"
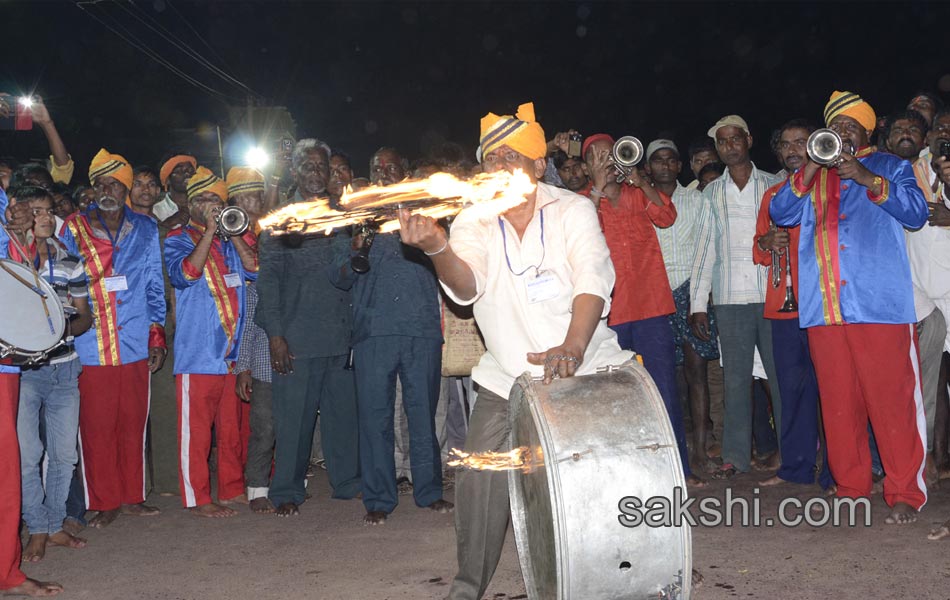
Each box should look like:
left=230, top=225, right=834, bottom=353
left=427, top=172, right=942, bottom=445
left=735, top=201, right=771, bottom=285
left=258, top=169, right=535, bottom=235
left=447, top=446, right=535, bottom=472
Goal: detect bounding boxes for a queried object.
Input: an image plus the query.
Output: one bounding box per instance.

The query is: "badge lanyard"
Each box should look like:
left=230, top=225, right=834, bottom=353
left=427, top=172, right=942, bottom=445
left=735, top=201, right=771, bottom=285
left=95, top=207, right=126, bottom=275
left=33, top=241, right=54, bottom=283
left=499, top=209, right=545, bottom=277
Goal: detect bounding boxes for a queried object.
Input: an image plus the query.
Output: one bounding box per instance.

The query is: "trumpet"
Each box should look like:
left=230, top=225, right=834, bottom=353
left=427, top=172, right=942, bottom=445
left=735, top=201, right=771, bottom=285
left=611, top=136, right=644, bottom=183
left=806, top=128, right=855, bottom=167
left=215, top=206, right=250, bottom=240
left=768, top=223, right=798, bottom=313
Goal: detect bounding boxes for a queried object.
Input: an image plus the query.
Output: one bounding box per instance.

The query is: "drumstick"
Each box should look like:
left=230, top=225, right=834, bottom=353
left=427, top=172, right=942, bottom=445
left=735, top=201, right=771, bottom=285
left=0, top=261, right=48, bottom=299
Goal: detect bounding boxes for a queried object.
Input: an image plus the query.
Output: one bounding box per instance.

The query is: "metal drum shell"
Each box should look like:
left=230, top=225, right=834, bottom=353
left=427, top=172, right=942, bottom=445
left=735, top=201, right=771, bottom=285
left=508, top=361, right=691, bottom=600
left=0, top=258, right=66, bottom=361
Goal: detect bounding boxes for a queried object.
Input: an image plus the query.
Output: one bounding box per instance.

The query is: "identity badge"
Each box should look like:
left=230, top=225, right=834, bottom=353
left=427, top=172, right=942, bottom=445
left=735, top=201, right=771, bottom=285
left=103, top=275, right=128, bottom=292
left=525, top=271, right=559, bottom=304
left=223, top=272, right=243, bottom=288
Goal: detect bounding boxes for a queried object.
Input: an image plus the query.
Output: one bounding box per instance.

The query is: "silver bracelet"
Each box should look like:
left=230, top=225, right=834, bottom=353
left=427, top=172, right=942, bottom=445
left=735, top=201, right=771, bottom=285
left=424, top=240, right=449, bottom=256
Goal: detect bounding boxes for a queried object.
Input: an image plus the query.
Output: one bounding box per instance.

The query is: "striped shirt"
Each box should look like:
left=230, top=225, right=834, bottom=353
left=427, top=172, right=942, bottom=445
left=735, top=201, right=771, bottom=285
left=656, top=183, right=705, bottom=290
left=690, top=164, right=780, bottom=313
left=34, top=238, right=88, bottom=364
left=236, top=281, right=271, bottom=382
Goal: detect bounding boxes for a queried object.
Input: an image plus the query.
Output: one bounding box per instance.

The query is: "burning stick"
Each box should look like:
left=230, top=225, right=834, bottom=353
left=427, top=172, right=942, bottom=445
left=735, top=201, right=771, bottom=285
left=259, top=169, right=535, bottom=235
left=447, top=446, right=536, bottom=472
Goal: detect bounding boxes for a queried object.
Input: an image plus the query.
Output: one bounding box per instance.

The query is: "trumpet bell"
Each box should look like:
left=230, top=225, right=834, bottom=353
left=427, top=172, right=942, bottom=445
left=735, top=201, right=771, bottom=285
left=217, top=206, right=250, bottom=238
left=807, top=129, right=844, bottom=166
left=612, top=136, right=644, bottom=168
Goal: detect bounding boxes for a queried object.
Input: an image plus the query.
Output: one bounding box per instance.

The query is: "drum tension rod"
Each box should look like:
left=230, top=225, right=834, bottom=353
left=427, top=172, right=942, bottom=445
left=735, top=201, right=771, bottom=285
left=636, top=443, right=675, bottom=452
left=557, top=448, right=593, bottom=463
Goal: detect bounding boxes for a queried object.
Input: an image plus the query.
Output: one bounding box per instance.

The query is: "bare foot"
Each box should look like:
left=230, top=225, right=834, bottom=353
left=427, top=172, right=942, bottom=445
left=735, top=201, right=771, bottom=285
left=87, top=509, right=120, bottom=529
left=759, top=475, right=785, bottom=487
left=363, top=510, right=388, bottom=525
left=60, top=518, right=84, bottom=537
left=428, top=499, right=454, bottom=514
left=1, top=578, right=63, bottom=596
left=823, top=484, right=838, bottom=498
left=46, top=531, right=86, bottom=549
left=706, top=443, right=721, bottom=459
left=885, top=502, right=918, bottom=525
left=686, top=475, right=708, bottom=488
left=121, top=503, right=160, bottom=517
left=751, top=452, right=781, bottom=472
left=871, top=478, right=884, bottom=495
left=691, top=568, right=704, bottom=588
left=939, top=466, right=950, bottom=481
left=219, top=494, right=249, bottom=506
left=249, top=498, right=275, bottom=514
left=928, top=519, right=950, bottom=540
left=21, top=535, right=48, bottom=563
left=188, top=503, right=237, bottom=518
left=274, top=502, right=299, bottom=517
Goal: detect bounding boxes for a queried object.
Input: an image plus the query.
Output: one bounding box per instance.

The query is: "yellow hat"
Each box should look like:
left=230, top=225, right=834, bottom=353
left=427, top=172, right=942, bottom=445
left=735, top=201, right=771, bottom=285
left=479, top=102, right=547, bottom=161
left=88, top=148, right=133, bottom=190
left=186, top=166, right=228, bottom=202
left=160, top=154, right=197, bottom=189
left=225, top=166, right=265, bottom=197
left=823, top=91, right=876, bottom=132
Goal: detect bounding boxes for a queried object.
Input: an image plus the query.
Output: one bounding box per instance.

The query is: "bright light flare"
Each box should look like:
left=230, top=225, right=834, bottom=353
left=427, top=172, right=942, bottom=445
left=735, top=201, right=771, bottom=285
left=244, top=146, right=270, bottom=170
left=18, top=96, right=33, bottom=108
left=446, top=446, right=536, bottom=472
left=259, top=169, right=535, bottom=236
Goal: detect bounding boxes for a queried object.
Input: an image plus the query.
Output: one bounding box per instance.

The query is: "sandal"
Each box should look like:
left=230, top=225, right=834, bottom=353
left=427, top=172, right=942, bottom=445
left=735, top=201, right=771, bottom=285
left=711, top=464, right=737, bottom=480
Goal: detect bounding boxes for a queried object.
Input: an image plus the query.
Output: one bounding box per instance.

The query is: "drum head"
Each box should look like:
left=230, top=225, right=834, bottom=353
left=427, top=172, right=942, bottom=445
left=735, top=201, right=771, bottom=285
left=0, top=259, right=66, bottom=353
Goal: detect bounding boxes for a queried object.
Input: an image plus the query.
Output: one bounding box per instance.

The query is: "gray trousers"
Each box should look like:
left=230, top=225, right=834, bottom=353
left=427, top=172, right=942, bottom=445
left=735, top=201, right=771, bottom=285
left=244, top=379, right=274, bottom=492
left=716, top=303, right=782, bottom=472
left=448, top=387, right=510, bottom=600
left=918, top=308, right=947, bottom=452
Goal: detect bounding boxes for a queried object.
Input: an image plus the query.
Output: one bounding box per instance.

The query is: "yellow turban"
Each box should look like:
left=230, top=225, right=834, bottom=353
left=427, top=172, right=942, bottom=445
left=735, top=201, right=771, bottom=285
left=479, top=102, right=547, bottom=161
left=225, top=167, right=265, bottom=197
left=88, top=148, right=133, bottom=190
left=160, top=154, right=197, bottom=189
left=823, top=91, right=876, bottom=132
left=186, top=166, right=228, bottom=202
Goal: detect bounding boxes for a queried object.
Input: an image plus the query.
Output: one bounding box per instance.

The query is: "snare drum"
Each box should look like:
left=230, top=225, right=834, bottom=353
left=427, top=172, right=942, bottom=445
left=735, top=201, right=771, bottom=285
left=0, top=258, right=66, bottom=365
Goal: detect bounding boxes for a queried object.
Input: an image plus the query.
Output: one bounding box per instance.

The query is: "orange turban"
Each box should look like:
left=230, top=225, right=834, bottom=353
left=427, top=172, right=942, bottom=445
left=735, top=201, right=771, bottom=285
left=159, top=154, right=197, bottom=189
left=479, top=102, right=547, bottom=161
left=186, top=166, right=228, bottom=202
left=88, top=148, right=133, bottom=190
left=823, top=91, right=876, bottom=132
left=225, top=167, right=264, bottom=197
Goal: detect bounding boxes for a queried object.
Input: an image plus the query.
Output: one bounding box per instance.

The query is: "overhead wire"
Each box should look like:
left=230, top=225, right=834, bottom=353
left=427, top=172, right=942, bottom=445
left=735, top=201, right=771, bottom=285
left=121, top=0, right=263, bottom=100
left=74, top=0, right=240, bottom=103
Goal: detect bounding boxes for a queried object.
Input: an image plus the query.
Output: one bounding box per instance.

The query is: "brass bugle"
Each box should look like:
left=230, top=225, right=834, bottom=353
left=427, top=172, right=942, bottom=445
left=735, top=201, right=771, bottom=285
left=806, top=128, right=854, bottom=167
left=611, top=136, right=644, bottom=183
left=216, top=206, right=250, bottom=239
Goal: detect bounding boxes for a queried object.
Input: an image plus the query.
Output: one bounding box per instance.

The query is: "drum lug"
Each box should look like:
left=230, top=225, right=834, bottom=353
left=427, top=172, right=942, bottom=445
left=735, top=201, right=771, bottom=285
left=556, top=448, right=593, bottom=463
left=595, top=364, right=623, bottom=373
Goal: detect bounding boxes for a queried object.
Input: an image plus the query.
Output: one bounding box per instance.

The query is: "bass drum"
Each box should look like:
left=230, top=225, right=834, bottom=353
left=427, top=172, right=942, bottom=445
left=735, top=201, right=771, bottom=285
left=0, top=258, right=66, bottom=365
left=508, top=361, right=691, bottom=600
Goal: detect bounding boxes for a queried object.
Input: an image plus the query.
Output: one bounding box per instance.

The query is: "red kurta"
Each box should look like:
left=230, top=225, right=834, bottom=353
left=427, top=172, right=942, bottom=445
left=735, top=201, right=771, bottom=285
left=753, top=181, right=802, bottom=320
left=583, top=184, right=677, bottom=325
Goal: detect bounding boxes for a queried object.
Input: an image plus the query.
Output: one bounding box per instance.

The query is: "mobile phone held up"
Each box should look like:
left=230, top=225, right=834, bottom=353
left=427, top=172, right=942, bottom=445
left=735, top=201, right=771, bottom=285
left=567, top=132, right=583, bottom=158
left=0, top=95, right=33, bottom=131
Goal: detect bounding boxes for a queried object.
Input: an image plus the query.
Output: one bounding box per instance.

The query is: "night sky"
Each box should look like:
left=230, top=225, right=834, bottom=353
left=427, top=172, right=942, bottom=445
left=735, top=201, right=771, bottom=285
left=3, top=1, right=949, bottom=180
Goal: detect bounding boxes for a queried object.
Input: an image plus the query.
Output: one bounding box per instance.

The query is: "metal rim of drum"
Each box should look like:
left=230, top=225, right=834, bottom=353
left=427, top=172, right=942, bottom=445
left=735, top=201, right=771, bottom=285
left=508, top=362, right=692, bottom=600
